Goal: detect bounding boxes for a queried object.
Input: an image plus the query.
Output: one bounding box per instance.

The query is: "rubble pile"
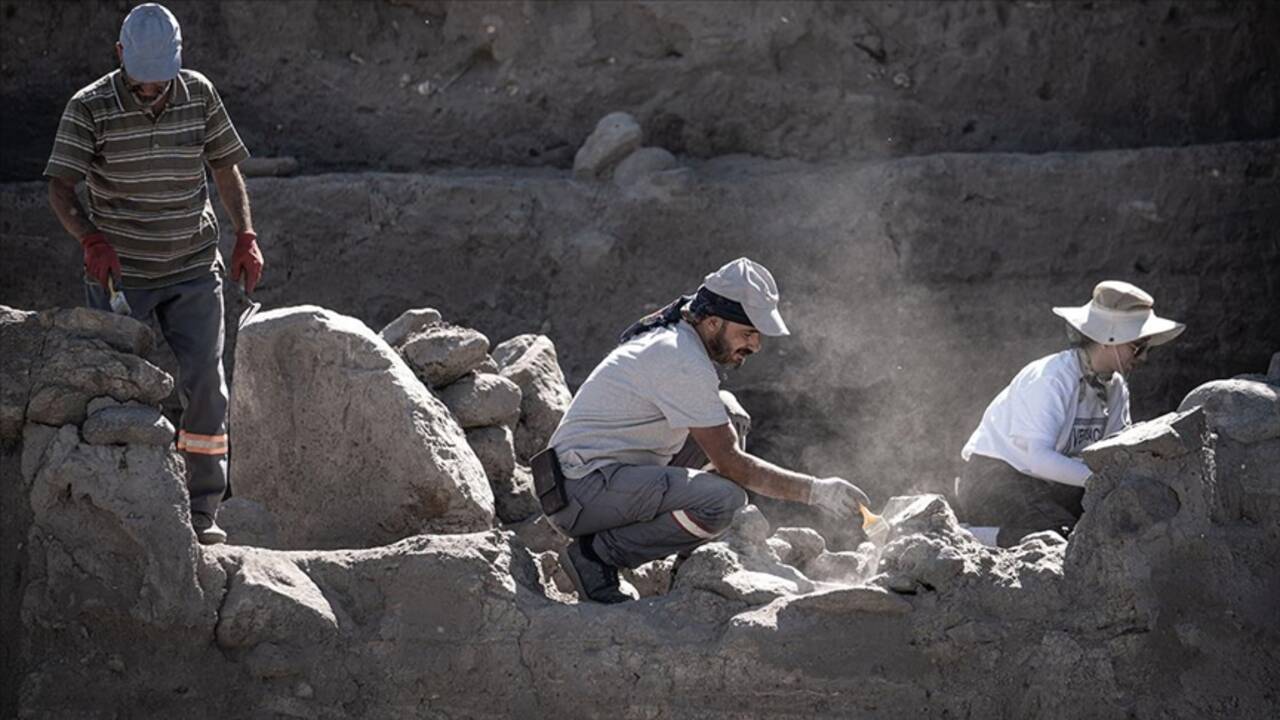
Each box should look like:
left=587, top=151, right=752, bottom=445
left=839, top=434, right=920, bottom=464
left=379, top=308, right=574, bottom=525
left=4, top=305, right=1278, bottom=718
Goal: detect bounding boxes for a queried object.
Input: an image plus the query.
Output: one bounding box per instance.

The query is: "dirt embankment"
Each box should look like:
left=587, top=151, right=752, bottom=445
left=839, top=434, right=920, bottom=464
left=3, top=0, right=1277, bottom=180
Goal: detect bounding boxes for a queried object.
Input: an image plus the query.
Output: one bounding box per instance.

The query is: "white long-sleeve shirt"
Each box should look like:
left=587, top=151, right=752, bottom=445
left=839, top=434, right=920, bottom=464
left=962, top=350, right=1130, bottom=487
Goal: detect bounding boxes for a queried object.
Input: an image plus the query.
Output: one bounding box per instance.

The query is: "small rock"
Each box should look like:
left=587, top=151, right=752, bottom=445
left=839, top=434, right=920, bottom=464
left=399, top=325, right=490, bottom=387
left=86, top=395, right=123, bottom=417
left=883, top=573, right=918, bottom=594
left=491, top=335, right=536, bottom=369
left=573, top=111, right=642, bottom=180
left=772, top=527, right=826, bottom=567
left=508, top=514, right=568, bottom=553
left=438, top=373, right=522, bottom=428
left=466, top=424, right=517, bottom=485
left=880, top=535, right=968, bottom=591
left=294, top=681, right=314, bottom=699
left=1268, top=352, right=1280, bottom=380
left=82, top=405, right=175, bottom=446
left=105, top=654, right=125, bottom=673
left=804, top=550, right=868, bottom=584
left=613, top=147, right=677, bottom=188
left=725, top=504, right=771, bottom=549
left=379, top=308, right=443, bottom=347
left=492, top=463, right=540, bottom=524
left=621, top=557, right=675, bottom=598
left=52, top=306, right=154, bottom=356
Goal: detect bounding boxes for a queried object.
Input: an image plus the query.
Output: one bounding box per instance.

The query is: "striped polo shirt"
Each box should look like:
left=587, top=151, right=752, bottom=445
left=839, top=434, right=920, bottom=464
left=44, top=69, right=250, bottom=289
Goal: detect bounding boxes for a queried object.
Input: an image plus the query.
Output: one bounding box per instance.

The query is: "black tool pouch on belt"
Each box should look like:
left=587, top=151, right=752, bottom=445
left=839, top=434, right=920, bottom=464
left=530, top=447, right=569, bottom=516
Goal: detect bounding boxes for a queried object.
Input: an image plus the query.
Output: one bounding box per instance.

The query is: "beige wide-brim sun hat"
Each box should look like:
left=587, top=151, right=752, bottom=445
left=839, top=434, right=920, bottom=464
left=1052, top=280, right=1185, bottom=347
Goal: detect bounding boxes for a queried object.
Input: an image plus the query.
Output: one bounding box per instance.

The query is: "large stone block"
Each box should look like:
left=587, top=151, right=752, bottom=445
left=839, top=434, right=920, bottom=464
left=214, top=551, right=339, bottom=650
left=231, top=306, right=494, bottom=548
left=22, top=424, right=218, bottom=630
left=1177, top=378, right=1280, bottom=444
left=493, top=334, right=573, bottom=461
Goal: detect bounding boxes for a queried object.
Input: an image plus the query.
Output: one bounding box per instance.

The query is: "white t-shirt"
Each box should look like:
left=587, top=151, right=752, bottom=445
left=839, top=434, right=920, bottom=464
left=962, top=349, right=1130, bottom=487
left=550, top=320, right=730, bottom=479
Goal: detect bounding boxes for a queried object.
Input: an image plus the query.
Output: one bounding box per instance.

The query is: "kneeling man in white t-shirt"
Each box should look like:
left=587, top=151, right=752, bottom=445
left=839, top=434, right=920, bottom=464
left=543, top=258, right=871, bottom=604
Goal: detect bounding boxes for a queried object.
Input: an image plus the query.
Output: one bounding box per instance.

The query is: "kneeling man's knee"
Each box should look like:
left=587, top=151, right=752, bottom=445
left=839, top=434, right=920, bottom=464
left=696, top=478, right=748, bottom=535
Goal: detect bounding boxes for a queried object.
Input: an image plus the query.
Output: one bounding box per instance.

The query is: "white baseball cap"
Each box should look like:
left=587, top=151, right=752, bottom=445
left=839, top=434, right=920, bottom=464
left=1052, top=280, right=1184, bottom=346
left=702, top=257, right=790, bottom=336
left=119, top=4, right=182, bottom=82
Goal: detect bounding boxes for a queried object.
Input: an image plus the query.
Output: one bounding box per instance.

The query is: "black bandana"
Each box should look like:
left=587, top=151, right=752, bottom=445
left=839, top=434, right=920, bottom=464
left=618, top=287, right=752, bottom=344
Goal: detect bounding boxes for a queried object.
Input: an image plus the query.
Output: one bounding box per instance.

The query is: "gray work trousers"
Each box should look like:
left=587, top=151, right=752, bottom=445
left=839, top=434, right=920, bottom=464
left=954, top=453, right=1084, bottom=548
left=549, top=391, right=752, bottom=569
left=86, top=272, right=229, bottom=516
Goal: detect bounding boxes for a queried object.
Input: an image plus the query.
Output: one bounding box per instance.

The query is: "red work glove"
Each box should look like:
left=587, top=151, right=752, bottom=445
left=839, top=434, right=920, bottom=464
left=230, top=230, right=264, bottom=294
left=80, top=232, right=121, bottom=288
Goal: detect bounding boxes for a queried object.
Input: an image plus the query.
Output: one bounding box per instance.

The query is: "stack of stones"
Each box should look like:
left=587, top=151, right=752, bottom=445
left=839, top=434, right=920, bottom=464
left=380, top=308, right=573, bottom=524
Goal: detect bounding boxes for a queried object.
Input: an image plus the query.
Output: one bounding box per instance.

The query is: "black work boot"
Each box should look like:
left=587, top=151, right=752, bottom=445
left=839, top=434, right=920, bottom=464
left=559, top=538, right=630, bottom=604
left=192, top=511, right=227, bottom=545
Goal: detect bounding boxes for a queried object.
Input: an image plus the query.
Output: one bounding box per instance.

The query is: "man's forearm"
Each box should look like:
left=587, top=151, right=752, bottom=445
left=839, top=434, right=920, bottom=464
left=716, top=451, right=814, bottom=503
left=211, top=165, right=253, bottom=233
left=48, top=180, right=97, bottom=239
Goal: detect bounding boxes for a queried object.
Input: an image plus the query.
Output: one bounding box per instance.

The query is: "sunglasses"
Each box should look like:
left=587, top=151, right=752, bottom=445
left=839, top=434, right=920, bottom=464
left=1127, top=340, right=1150, bottom=359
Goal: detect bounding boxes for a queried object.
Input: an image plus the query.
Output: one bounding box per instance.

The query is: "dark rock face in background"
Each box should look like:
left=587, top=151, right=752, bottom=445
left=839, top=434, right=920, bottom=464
left=1, top=0, right=1277, bottom=180
left=3, top=141, right=1277, bottom=504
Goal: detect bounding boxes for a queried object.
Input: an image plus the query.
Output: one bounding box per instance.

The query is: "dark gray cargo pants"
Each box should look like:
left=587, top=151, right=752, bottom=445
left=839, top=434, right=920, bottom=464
left=549, top=391, right=752, bottom=569
left=87, top=272, right=229, bottom=516
left=954, top=453, right=1084, bottom=548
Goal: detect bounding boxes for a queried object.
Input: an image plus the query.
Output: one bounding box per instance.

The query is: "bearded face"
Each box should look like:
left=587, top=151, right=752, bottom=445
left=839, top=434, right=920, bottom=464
left=706, top=319, right=761, bottom=368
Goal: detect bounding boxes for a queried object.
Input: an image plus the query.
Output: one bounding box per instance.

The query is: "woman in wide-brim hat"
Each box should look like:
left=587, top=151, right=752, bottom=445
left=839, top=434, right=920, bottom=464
left=955, top=280, right=1184, bottom=548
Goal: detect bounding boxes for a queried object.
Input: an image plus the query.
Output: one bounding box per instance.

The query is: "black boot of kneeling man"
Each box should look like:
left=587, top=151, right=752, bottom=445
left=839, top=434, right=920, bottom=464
left=560, top=534, right=630, bottom=604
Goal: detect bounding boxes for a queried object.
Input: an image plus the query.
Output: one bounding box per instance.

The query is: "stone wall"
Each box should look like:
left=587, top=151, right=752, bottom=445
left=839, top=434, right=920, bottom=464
left=6, top=309, right=1278, bottom=718
left=3, top=0, right=1277, bottom=180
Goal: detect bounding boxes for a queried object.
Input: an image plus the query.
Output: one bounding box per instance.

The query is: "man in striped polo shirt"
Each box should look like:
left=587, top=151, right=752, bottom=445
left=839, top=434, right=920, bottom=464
left=45, top=3, right=263, bottom=545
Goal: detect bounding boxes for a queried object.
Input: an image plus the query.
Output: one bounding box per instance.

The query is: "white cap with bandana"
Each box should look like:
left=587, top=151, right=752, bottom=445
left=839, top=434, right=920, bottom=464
left=702, top=257, right=790, bottom=337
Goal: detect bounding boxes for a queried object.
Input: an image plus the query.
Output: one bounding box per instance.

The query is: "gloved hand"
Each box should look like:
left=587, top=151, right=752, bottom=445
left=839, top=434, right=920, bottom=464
left=807, top=477, right=871, bottom=519
left=230, top=230, right=264, bottom=294
left=80, top=232, right=121, bottom=288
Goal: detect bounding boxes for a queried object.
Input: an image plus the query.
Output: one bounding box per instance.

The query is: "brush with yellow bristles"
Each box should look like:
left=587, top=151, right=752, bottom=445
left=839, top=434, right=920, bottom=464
left=859, top=504, right=891, bottom=546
